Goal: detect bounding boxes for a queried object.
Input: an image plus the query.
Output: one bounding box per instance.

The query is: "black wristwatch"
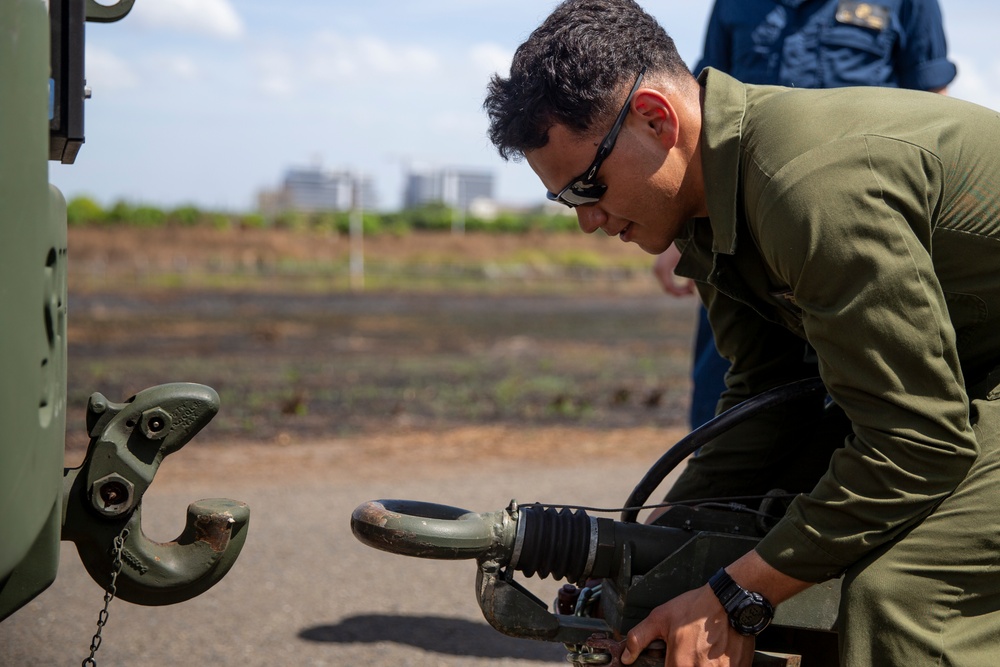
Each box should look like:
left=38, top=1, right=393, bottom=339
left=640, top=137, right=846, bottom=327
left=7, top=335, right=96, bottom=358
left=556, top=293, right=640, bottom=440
left=708, top=568, right=775, bottom=636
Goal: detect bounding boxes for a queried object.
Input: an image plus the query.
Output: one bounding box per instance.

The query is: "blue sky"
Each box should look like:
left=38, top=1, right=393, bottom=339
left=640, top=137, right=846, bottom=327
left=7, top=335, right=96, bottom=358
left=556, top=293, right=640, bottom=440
left=50, top=0, right=1000, bottom=213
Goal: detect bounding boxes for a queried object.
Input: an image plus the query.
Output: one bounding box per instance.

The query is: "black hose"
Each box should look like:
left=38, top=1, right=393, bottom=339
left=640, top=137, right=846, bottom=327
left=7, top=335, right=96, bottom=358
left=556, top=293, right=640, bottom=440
left=620, top=377, right=826, bottom=522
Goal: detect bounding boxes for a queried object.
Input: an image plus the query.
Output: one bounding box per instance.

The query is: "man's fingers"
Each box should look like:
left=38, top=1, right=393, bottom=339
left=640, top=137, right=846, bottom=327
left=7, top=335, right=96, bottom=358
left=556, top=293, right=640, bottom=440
left=661, top=278, right=696, bottom=297
left=652, top=244, right=693, bottom=297
left=621, top=617, right=662, bottom=665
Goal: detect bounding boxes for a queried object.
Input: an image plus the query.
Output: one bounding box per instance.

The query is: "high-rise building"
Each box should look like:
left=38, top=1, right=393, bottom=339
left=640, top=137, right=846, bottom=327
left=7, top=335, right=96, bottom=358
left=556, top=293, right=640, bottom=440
left=403, top=167, right=493, bottom=211
left=259, top=167, right=377, bottom=215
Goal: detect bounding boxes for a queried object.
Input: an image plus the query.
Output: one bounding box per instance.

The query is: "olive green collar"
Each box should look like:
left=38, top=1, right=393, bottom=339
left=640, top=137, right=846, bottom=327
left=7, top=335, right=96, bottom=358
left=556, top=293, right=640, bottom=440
left=697, top=67, right=746, bottom=256
left=674, top=68, right=747, bottom=284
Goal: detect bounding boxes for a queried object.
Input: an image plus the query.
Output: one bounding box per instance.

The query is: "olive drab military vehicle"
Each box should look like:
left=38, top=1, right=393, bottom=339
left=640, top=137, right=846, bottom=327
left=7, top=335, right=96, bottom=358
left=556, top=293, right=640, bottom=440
left=0, top=0, right=249, bottom=639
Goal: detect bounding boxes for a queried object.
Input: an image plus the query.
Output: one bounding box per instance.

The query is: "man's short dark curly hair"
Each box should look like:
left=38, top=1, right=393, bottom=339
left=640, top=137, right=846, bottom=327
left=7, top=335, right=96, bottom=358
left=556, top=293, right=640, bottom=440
left=484, top=0, right=691, bottom=161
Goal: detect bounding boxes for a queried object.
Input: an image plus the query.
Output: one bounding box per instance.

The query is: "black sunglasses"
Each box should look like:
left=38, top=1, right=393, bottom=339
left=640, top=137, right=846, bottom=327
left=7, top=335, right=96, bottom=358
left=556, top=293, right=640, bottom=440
left=546, top=67, right=647, bottom=208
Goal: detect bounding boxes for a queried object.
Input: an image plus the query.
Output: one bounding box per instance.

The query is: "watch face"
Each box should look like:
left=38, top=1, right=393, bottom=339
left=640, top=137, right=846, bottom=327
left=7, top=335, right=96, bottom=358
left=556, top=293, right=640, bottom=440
left=736, top=603, right=767, bottom=628
left=732, top=594, right=773, bottom=635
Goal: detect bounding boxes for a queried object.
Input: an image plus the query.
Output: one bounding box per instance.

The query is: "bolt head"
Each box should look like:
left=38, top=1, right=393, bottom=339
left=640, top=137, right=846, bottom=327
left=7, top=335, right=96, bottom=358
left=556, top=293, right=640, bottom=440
left=140, top=407, right=173, bottom=440
left=91, top=474, right=135, bottom=516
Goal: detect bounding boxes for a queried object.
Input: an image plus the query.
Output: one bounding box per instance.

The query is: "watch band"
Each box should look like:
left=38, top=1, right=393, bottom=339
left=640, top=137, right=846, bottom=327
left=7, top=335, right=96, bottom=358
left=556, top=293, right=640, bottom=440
left=708, top=567, right=743, bottom=609
left=707, top=567, right=775, bottom=636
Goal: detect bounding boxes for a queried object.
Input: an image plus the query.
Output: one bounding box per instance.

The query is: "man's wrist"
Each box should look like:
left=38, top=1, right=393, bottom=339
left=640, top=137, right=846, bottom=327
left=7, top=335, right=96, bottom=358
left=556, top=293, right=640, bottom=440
left=708, top=567, right=774, bottom=636
left=724, top=549, right=813, bottom=606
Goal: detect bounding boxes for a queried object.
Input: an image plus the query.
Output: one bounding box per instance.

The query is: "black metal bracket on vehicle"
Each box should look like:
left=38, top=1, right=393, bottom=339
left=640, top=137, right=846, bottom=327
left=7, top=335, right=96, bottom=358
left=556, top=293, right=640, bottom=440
left=49, top=0, right=137, bottom=163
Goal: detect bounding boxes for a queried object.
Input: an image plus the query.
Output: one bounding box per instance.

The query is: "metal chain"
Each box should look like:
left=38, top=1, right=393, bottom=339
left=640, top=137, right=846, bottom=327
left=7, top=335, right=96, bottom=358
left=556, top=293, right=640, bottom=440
left=561, top=585, right=612, bottom=665
left=82, top=526, right=130, bottom=667
left=565, top=645, right=612, bottom=665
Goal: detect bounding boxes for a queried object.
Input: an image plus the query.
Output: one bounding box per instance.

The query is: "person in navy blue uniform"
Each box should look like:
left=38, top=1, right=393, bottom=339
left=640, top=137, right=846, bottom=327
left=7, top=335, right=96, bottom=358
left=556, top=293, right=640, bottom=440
left=657, top=0, right=957, bottom=429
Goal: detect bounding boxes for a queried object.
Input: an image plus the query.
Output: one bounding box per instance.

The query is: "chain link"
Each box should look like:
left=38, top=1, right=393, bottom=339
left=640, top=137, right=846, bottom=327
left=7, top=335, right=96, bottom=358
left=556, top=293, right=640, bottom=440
left=563, top=584, right=611, bottom=665
left=82, top=527, right=130, bottom=667
left=564, top=645, right=612, bottom=665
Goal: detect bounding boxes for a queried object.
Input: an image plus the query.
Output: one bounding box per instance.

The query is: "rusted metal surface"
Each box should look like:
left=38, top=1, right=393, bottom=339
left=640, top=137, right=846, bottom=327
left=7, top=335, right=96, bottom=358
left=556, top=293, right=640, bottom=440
left=350, top=501, right=414, bottom=552
left=352, top=500, right=401, bottom=529
left=189, top=505, right=244, bottom=553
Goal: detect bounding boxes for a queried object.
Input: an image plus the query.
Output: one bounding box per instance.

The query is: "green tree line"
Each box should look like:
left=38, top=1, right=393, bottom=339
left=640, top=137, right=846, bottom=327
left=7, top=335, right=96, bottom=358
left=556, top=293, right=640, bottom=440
left=65, top=197, right=579, bottom=234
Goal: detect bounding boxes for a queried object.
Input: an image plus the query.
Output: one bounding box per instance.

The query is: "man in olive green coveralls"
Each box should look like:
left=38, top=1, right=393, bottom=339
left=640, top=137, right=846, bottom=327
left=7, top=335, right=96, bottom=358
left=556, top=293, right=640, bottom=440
left=484, top=1, right=1000, bottom=665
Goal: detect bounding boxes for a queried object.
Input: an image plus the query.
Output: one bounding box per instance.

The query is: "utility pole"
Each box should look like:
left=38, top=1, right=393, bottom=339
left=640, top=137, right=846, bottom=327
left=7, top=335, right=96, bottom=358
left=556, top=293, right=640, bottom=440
left=449, top=173, right=465, bottom=236
left=349, top=175, right=364, bottom=291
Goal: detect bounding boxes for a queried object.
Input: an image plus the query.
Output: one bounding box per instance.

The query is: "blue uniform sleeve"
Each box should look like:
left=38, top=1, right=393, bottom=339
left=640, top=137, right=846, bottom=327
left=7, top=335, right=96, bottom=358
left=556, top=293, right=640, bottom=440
left=897, top=0, right=957, bottom=90
left=694, top=1, right=732, bottom=75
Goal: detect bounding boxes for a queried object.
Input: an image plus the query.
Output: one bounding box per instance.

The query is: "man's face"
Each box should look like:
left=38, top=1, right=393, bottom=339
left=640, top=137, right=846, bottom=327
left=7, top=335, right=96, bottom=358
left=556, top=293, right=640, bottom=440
left=525, top=120, right=691, bottom=255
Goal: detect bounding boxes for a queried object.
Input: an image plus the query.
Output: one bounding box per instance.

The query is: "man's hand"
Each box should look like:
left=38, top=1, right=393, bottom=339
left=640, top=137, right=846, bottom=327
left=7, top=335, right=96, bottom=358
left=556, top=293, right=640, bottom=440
left=620, top=552, right=811, bottom=666
left=654, top=244, right=696, bottom=297
left=620, top=584, right=755, bottom=667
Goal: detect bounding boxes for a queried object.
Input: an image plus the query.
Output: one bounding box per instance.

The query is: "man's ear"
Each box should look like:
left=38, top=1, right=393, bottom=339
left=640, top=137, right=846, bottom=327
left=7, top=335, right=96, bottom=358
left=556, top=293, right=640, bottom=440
left=632, top=89, right=679, bottom=151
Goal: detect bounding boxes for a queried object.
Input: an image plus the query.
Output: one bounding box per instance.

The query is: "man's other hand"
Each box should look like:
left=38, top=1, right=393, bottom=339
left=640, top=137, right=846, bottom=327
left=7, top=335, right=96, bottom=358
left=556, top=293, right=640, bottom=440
left=654, top=244, right=696, bottom=297
left=620, top=584, right=754, bottom=667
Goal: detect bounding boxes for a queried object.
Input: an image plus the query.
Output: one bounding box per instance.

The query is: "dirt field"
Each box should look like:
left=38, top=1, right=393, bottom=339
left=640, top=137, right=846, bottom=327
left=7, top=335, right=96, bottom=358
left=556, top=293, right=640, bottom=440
left=65, top=226, right=699, bottom=468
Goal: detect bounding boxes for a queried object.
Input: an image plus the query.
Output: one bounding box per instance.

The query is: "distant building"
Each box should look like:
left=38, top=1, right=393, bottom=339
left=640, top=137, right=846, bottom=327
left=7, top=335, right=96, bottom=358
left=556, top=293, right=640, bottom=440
left=403, top=167, right=494, bottom=212
left=258, top=166, right=377, bottom=216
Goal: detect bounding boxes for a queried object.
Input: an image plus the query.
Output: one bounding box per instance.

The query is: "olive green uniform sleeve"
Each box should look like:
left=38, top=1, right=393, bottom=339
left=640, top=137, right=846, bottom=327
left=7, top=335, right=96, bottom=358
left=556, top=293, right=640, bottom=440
left=744, top=136, right=978, bottom=582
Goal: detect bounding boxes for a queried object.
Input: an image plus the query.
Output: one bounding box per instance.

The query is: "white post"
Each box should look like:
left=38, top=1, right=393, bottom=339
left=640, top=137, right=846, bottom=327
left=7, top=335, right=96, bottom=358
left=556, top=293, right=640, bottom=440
left=451, top=179, right=465, bottom=236
left=349, top=176, right=364, bottom=291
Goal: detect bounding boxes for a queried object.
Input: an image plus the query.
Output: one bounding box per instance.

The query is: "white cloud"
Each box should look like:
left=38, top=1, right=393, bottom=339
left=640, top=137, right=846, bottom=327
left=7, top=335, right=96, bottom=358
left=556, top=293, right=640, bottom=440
left=364, top=36, right=439, bottom=75
left=251, top=31, right=443, bottom=98
left=470, top=43, right=512, bottom=78
left=307, top=32, right=440, bottom=81
left=254, top=50, right=297, bottom=96
left=302, top=32, right=361, bottom=82
left=85, top=44, right=139, bottom=90
left=428, top=110, right=492, bottom=144
left=130, top=0, right=244, bottom=39
left=152, top=54, right=201, bottom=81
